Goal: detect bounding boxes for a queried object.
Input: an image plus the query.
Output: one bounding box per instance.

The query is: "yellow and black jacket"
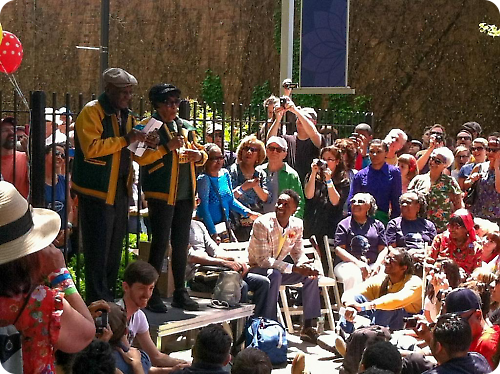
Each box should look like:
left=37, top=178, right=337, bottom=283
left=73, top=93, right=139, bottom=204
left=135, top=113, right=207, bottom=205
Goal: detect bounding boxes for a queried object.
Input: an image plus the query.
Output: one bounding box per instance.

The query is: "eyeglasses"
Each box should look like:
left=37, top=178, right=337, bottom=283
left=323, top=158, right=336, bottom=162
left=487, top=147, right=500, bottom=153
left=431, top=131, right=443, bottom=136
left=351, top=199, right=367, bottom=205
left=471, top=147, right=485, bottom=152
left=54, top=150, right=65, bottom=159
left=457, top=136, right=472, bottom=141
left=385, top=256, right=399, bottom=264
left=209, top=156, right=224, bottom=161
left=164, top=98, right=181, bottom=107
left=267, top=146, right=284, bottom=153
left=243, top=146, right=259, bottom=153
left=457, top=155, right=470, bottom=159
left=429, top=156, right=444, bottom=165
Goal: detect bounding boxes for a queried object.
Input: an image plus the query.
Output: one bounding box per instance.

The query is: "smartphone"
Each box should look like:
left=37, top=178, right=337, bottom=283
left=403, top=316, right=419, bottom=328
left=95, top=310, right=108, bottom=334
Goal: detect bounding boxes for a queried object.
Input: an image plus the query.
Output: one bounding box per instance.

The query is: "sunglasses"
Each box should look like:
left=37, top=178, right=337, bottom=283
left=457, top=136, right=472, bottom=141
left=430, top=156, right=444, bottom=165
left=471, top=146, right=485, bottom=152
left=267, top=146, right=284, bottom=153
left=487, top=147, right=500, bottom=153
left=54, top=150, right=65, bottom=159
left=209, top=156, right=224, bottom=161
left=457, top=155, right=470, bottom=159
left=400, top=199, right=417, bottom=205
left=431, top=131, right=443, bottom=136
left=351, top=199, right=367, bottom=205
left=243, top=146, right=259, bottom=153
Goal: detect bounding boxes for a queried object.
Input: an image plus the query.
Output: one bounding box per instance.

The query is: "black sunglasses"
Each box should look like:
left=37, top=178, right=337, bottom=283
left=243, top=146, right=259, bottom=153
left=351, top=199, right=367, bottom=205
left=471, top=147, right=485, bottom=152
left=430, top=156, right=444, bottom=165
left=54, top=150, right=66, bottom=159
left=487, top=147, right=500, bottom=153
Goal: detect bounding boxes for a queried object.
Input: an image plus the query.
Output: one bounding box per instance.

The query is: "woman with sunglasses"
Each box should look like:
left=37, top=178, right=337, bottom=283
left=458, top=138, right=488, bottom=191
left=333, top=193, right=388, bottom=291
left=45, top=143, right=74, bottom=249
left=229, top=135, right=269, bottom=241
left=303, top=145, right=350, bottom=273
left=468, top=138, right=500, bottom=224
left=408, top=147, right=463, bottom=233
left=451, top=146, right=471, bottom=181
left=197, top=143, right=260, bottom=244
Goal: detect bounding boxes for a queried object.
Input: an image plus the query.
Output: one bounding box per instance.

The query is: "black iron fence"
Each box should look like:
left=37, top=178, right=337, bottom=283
left=0, top=90, right=374, bottom=295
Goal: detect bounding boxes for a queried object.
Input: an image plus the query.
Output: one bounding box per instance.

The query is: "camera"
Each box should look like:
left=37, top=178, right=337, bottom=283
left=403, top=316, right=419, bottom=328
left=431, top=134, right=443, bottom=143
left=282, top=79, right=298, bottom=89
left=315, top=159, right=327, bottom=171
left=280, top=96, right=288, bottom=107
left=94, top=310, right=108, bottom=334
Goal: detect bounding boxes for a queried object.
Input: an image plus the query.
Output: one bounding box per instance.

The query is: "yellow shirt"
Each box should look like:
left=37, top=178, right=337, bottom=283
left=360, top=274, right=422, bottom=314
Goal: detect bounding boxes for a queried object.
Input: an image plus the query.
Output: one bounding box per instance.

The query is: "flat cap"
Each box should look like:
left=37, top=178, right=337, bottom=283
left=103, top=68, right=138, bottom=88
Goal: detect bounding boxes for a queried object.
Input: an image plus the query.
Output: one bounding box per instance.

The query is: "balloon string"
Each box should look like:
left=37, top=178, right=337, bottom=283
left=0, top=60, right=30, bottom=111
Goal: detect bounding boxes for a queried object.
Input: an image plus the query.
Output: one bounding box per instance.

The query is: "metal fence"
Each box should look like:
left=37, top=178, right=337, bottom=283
left=0, top=90, right=374, bottom=295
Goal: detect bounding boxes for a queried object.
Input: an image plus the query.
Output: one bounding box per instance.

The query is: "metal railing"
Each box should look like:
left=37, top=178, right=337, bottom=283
left=0, top=90, right=374, bottom=296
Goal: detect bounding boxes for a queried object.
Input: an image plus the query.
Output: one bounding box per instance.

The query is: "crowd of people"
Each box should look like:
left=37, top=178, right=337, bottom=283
left=1, top=68, right=500, bottom=373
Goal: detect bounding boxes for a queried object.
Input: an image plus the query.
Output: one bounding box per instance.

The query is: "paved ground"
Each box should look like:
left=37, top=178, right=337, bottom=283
left=166, top=329, right=344, bottom=374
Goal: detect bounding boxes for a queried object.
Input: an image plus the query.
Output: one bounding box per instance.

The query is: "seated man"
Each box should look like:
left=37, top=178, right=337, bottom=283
left=118, top=260, right=190, bottom=373
left=187, top=218, right=270, bottom=317
left=247, top=189, right=322, bottom=343
left=420, top=314, right=491, bottom=374
left=342, top=247, right=422, bottom=331
left=429, top=209, right=482, bottom=277
left=172, top=324, right=232, bottom=374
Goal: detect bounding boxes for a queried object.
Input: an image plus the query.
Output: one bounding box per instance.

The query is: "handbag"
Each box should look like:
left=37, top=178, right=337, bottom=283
left=211, top=270, right=242, bottom=307
left=244, top=317, right=288, bottom=365
left=189, top=265, right=232, bottom=293
left=0, top=287, right=35, bottom=374
left=464, top=163, right=484, bottom=207
left=209, top=177, right=238, bottom=243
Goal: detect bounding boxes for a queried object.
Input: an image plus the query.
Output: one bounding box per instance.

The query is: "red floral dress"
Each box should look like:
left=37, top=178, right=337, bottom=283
left=0, top=285, right=63, bottom=374
left=430, top=233, right=482, bottom=275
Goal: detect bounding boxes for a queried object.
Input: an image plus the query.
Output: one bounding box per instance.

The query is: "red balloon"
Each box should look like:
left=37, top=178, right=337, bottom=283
left=0, top=31, right=23, bottom=74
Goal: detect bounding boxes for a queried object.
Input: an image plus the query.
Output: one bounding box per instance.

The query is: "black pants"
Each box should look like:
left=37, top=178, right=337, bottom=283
left=79, top=180, right=128, bottom=304
left=147, top=199, right=193, bottom=291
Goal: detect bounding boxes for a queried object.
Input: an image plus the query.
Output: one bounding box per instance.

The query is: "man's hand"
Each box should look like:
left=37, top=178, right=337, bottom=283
left=222, top=260, right=244, bottom=272
left=88, top=300, right=111, bottom=319
left=167, top=136, right=184, bottom=151
left=38, top=244, right=67, bottom=278
left=17, top=134, right=28, bottom=152
left=248, top=211, right=261, bottom=221
left=97, top=325, right=113, bottom=342
left=184, top=149, right=202, bottom=162
left=144, top=130, right=160, bottom=149
left=126, top=128, right=147, bottom=144
left=414, top=320, right=432, bottom=344
left=356, top=260, right=370, bottom=280
left=292, top=262, right=319, bottom=277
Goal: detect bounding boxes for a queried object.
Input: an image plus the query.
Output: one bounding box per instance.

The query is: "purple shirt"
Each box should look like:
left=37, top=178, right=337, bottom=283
left=348, top=163, right=402, bottom=217
left=334, top=216, right=387, bottom=263
left=386, top=217, right=437, bottom=249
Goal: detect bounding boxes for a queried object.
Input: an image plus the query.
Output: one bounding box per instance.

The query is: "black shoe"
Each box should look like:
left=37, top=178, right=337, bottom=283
left=300, top=327, right=320, bottom=344
left=146, top=289, right=168, bottom=313
left=172, top=288, right=199, bottom=311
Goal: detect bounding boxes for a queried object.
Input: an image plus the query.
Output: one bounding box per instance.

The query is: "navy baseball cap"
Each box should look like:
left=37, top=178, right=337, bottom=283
left=444, top=288, right=481, bottom=314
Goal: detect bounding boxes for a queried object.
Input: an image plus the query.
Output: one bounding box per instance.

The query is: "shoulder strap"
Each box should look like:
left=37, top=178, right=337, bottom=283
left=13, top=286, right=36, bottom=326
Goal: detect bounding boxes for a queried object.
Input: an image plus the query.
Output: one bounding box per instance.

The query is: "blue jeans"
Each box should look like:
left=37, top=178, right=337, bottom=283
left=340, top=294, right=415, bottom=332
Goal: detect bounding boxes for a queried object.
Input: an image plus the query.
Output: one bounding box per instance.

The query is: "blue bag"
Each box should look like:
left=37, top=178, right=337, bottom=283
left=245, top=317, right=287, bottom=365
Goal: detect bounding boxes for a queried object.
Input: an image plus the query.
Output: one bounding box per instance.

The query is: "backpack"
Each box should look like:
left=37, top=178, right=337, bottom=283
left=245, top=317, right=287, bottom=365
left=340, top=325, right=391, bottom=374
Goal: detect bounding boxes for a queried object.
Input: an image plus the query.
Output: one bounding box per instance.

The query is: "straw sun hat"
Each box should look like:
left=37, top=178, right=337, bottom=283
left=0, top=181, right=60, bottom=265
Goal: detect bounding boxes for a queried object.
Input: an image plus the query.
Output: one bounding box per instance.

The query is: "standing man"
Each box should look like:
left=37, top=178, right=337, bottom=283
left=1, top=116, right=29, bottom=198
left=136, top=84, right=207, bottom=312
left=348, top=139, right=402, bottom=225
left=247, top=189, right=322, bottom=344
left=73, top=68, right=148, bottom=303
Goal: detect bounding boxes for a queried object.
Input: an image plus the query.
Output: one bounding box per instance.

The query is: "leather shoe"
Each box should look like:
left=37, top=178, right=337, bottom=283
left=172, top=288, right=199, bottom=311
left=300, top=327, right=320, bottom=344
left=146, top=289, right=168, bottom=313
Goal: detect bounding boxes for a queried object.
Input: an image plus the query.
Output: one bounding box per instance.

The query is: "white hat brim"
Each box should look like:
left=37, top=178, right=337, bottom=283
left=0, top=208, right=61, bottom=265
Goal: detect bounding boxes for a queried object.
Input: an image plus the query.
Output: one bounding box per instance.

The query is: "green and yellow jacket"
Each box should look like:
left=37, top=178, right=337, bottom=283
left=134, top=113, right=207, bottom=205
left=72, top=93, right=138, bottom=205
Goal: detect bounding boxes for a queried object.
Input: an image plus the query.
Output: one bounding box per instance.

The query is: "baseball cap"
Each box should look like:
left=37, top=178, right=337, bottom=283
left=462, top=122, right=482, bottom=136
left=266, top=136, right=287, bottom=151
left=444, top=288, right=481, bottom=314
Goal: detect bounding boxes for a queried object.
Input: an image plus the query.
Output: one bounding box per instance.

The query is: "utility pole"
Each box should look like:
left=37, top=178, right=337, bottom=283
left=99, top=0, right=110, bottom=92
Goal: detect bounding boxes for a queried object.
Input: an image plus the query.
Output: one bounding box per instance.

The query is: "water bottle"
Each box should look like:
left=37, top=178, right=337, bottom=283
left=317, top=316, right=325, bottom=334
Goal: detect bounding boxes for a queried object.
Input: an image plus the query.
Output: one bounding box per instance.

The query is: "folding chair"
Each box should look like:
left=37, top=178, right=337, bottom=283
left=277, top=236, right=340, bottom=333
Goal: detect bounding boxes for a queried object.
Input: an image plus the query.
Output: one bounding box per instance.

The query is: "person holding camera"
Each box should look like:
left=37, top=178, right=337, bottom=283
left=303, top=145, right=350, bottom=274
left=416, top=124, right=446, bottom=174
left=266, top=97, right=325, bottom=185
